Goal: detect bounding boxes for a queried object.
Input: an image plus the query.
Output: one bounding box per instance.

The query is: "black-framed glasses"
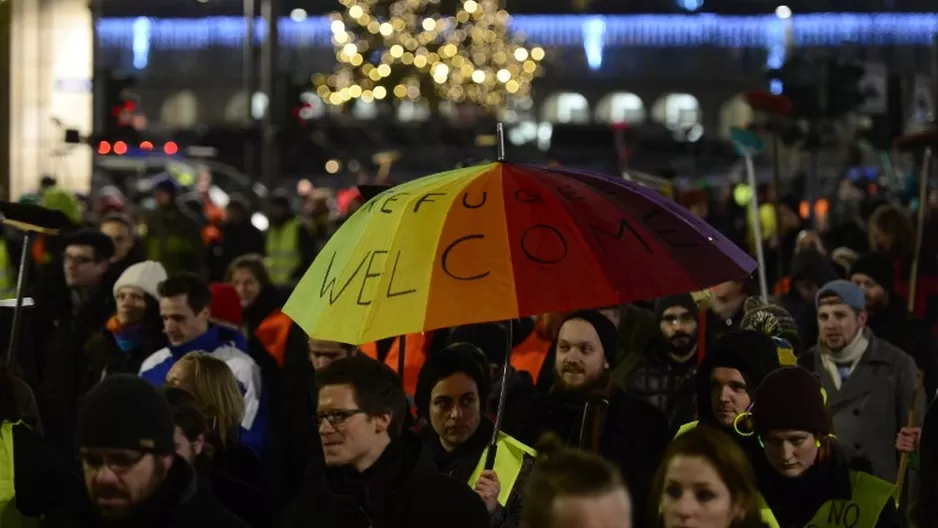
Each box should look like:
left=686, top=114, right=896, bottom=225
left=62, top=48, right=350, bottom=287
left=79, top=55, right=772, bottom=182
left=316, top=409, right=366, bottom=427
left=80, top=451, right=147, bottom=475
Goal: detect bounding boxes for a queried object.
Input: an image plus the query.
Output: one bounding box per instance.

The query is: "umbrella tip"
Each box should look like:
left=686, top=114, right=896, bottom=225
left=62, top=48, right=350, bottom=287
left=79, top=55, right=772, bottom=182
left=496, top=123, right=505, bottom=162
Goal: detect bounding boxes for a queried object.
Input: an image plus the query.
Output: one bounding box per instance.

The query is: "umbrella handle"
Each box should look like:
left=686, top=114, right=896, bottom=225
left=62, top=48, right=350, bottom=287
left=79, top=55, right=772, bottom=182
left=484, top=443, right=498, bottom=470
left=489, top=322, right=514, bottom=455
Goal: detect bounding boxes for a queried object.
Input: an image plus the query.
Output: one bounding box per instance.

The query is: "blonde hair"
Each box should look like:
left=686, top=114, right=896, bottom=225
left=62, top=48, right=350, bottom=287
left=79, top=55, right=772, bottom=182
left=166, top=352, right=244, bottom=447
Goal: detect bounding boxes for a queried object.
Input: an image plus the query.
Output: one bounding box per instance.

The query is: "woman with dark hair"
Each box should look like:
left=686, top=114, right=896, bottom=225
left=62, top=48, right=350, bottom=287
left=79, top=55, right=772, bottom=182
left=750, top=367, right=901, bottom=528
left=415, top=344, right=536, bottom=528
left=83, top=260, right=169, bottom=388
left=655, top=426, right=768, bottom=528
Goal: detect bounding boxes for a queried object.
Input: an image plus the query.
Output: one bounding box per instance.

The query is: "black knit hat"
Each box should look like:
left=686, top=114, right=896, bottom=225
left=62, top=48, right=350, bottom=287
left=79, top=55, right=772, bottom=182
left=64, top=228, right=115, bottom=262
left=850, top=252, right=894, bottom=292
left=654, top=294, right=698, bottom=321
left=415, top=344, right=491, bottom=419
left=77, top=375, right=175, bottom=454
left=753, top=366, right=831, bottom=435
left=558, top=310, right=618, bottom=366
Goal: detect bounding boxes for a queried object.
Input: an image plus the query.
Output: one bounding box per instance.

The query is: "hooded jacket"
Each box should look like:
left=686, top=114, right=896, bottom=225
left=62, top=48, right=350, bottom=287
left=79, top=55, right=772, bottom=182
left=684, top=331, right=786, bottom=465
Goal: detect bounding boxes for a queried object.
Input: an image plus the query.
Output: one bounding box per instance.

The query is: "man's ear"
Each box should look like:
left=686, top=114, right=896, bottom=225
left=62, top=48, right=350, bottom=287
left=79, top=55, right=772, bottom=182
left=373, top=412, right=392, bottom=434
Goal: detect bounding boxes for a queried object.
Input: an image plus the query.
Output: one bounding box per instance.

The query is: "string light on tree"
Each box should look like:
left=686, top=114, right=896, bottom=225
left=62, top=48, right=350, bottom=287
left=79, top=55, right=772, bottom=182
left=315, top=0, right=545, bottom=111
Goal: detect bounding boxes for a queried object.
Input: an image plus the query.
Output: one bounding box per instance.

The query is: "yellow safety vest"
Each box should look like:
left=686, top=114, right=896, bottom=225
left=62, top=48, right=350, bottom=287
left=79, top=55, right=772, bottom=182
left=468, top=432, right=536, bottom=506
left=0, top=239, right=15, bottom=300
left=760, top=470, right=894, bottom=528
left=674, top=420, right=699, bottom=439
left=265, top=218, right=301, bottom=286
left=0, top=421, right=40, bottom=528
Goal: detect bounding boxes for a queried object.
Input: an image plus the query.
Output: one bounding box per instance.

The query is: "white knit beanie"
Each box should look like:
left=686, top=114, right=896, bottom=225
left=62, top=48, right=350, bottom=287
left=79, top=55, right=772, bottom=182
left=113, top=261, right=168, bottom=301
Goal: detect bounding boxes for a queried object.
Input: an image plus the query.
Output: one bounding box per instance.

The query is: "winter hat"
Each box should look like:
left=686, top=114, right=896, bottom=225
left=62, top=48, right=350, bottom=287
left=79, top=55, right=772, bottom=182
left=753, top=366, right=832, bottom=436
left=77, top=374, right=175, bottom=454
left=557, top=310, right=618, bottom=366
left=850, top=253, right=894, bottom=292
left=448, top=322, right=509, bottom=365
left=816, top=280, right=865, bottom=311
left=654, top=294, right=699, bottom=321
left=414, top=344, right=491, bottom=419
left=209, top=283, right=242, bottom=327
left=113, top=261, right=168, bottom=301
left=740, top=296, right=800, bottom=350
left=64, top=228, right=115, bottom=261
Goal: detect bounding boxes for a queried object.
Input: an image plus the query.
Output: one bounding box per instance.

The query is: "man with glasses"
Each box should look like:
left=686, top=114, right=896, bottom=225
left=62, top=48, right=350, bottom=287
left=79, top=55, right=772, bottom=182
left=621, top=294, right=700, bottom=433
left=65, top=375, right=246, bottom=526
left=37, top=229, right=118, bottom=457
left=283, top=356, right=489, bottom=528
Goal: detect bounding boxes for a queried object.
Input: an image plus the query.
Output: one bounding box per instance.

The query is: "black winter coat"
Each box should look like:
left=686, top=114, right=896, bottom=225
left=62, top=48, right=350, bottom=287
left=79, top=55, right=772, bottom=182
left=282, top=431, right=490, bottom=528
left=42, top=455, right=248, bottom=528
left=531, top=378, right=670, bottom=526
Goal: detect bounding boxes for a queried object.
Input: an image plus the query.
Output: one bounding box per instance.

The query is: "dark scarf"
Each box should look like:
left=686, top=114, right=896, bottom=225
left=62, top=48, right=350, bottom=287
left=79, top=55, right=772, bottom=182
left=420, top=419, right=494, bottom=483
left=757, top=444, right=852, bottom=528
left=548, top=372, right=613, bottom=453
left=325, top=437, right=412, bottom=522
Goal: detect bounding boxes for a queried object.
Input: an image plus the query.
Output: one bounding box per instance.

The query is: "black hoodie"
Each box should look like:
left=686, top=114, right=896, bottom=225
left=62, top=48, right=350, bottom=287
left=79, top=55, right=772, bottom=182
left=692, top=331, right=786, bottom=464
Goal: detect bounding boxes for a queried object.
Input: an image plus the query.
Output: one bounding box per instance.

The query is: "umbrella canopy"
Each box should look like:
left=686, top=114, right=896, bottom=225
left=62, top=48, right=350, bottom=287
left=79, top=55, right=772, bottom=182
left=284, top=162, right=756, bottom=344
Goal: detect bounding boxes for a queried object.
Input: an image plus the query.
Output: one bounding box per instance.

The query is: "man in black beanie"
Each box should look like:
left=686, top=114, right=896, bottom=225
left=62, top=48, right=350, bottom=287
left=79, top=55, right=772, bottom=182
left=530, top=310, right=669, bottom=525
left=619, top=294, right=700, bottom=433
left=64, top=374, right=246, bottom=526
left=851, top=253, right=938, bottom=398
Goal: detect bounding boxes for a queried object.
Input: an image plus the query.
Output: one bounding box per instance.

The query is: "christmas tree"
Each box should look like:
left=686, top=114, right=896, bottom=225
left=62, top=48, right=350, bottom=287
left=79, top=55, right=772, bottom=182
left=314, top=0, right=544, bottom=112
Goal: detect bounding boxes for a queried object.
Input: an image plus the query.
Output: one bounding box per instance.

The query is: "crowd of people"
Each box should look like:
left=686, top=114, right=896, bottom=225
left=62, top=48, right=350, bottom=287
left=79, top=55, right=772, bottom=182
left=1, top=171, right=938, bottom=528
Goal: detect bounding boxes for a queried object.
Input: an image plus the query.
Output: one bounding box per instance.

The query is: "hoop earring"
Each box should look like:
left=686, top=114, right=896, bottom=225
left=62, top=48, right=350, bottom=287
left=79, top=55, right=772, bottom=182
left=733, top=412, right=755, bottom=437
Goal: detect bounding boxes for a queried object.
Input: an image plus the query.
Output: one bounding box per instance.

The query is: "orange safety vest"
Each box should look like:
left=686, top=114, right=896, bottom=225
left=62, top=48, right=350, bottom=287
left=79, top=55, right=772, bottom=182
left=255, top=310, right=294, bottom=368
left=360, top=333, right=430, bottom=396
left=510, top=322, right=552, bottom=385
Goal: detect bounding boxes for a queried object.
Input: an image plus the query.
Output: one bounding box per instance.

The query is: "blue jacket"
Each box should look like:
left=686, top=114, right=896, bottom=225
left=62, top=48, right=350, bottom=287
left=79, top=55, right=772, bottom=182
left=139, top=325, right=268, bottom=456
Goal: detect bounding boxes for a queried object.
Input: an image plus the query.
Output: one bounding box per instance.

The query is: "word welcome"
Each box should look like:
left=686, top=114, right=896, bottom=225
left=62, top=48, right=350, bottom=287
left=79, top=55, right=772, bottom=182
left=319, top=182, right=713, bottom=306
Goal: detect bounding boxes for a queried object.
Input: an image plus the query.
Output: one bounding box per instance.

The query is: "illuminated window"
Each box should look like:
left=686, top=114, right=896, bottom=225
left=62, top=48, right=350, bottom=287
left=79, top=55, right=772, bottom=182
left=397, top=100, right=430, bottom=122
left=595, top=92, right=646, bottom=124
left=651, top=93, right=700, bottom=129
left=718, top=94, right=753, bottom=138
left=160, top=91, right=199, bottom=129
left=541, top=92, right=590, bottom=124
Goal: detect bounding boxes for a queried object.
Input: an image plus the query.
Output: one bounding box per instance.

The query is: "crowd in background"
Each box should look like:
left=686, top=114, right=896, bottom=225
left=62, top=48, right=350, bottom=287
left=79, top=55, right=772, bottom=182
left=1, top=167, right=938, bottom=528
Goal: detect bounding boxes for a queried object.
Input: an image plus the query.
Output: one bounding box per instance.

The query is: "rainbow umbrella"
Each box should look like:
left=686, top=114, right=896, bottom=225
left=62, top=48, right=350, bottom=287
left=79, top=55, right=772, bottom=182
left=284, top=161, right=756, bottom=345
